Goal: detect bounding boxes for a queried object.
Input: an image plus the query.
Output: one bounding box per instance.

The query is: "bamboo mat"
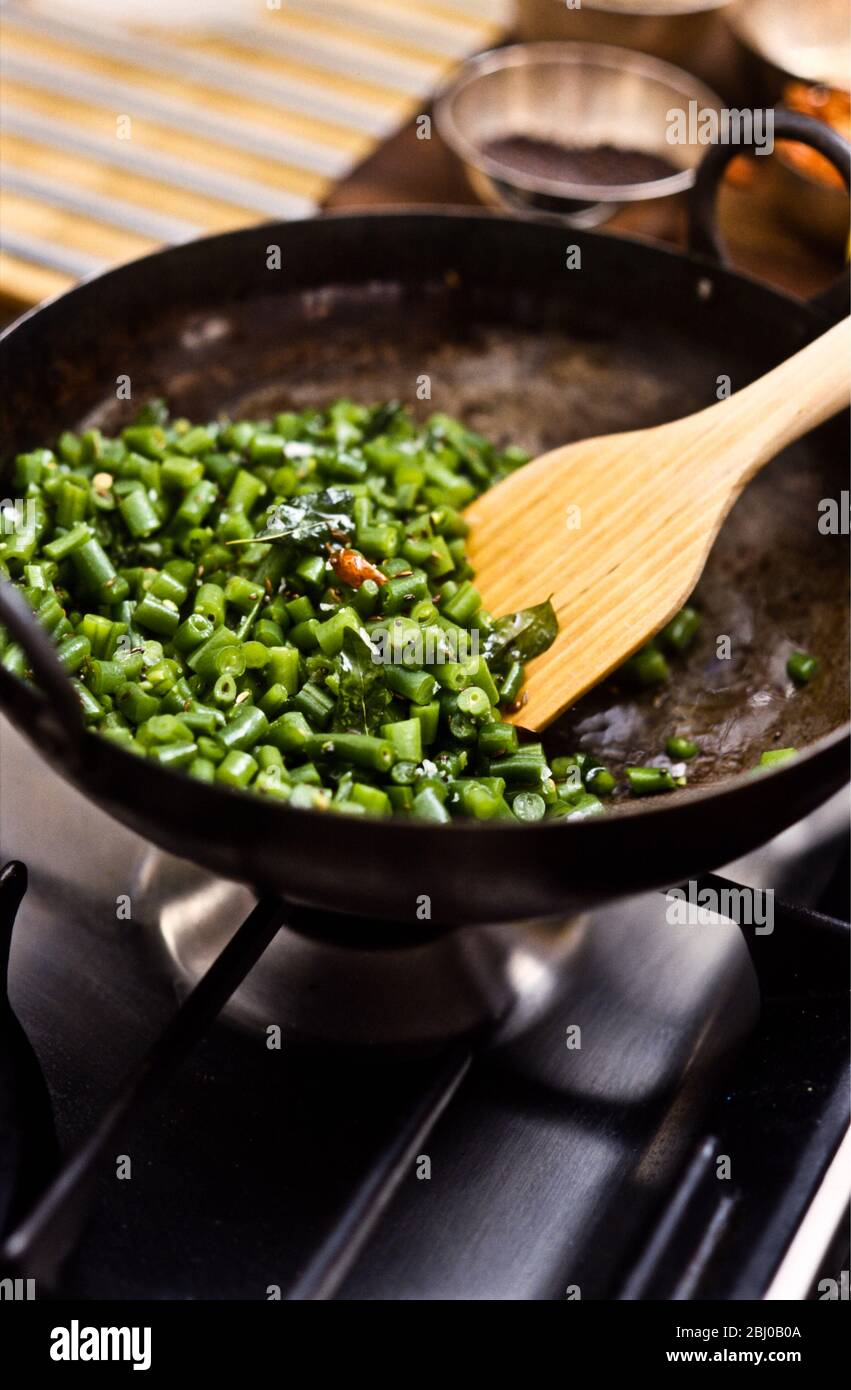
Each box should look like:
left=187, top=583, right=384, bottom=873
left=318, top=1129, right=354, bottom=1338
left=0, top=0, right=510, bottom=306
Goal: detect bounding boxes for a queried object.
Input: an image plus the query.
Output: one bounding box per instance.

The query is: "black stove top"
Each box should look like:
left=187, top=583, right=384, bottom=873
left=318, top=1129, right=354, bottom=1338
left=0, top=718, right=848, bottom=1303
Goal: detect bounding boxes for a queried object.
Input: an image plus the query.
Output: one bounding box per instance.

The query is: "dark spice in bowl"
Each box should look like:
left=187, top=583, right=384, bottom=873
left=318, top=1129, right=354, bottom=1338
left=482, top=135, right=680, bottom=187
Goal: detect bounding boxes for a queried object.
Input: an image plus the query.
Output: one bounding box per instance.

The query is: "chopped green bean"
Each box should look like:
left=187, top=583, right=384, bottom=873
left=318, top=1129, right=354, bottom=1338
left=757, top=747, right=798, bottom=768
left=216, top=749, right=258, bottom=788
left=625, top=766, right=676, bottom=796
left=665, top=736, right=699, bottom=761
left=787, top=651, right=818, bottom=686
left=2, top=399, right=741, bottom=821
left=659, top=605, right=701, bottom=653
left=621, top=643, right=670, bottom=687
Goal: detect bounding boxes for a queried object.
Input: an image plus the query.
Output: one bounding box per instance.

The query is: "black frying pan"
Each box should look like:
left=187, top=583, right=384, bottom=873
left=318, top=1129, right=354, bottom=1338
left=0, top=115, right=848, bottom=928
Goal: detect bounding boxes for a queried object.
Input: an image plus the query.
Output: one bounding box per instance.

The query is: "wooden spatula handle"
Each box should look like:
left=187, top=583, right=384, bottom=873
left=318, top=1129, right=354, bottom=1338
left=692, top=317, right=850, bottom=488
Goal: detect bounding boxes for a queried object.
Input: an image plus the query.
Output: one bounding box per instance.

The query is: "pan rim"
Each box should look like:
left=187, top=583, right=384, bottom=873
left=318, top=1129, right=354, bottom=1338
left=0, top=203, right=841, bottom=350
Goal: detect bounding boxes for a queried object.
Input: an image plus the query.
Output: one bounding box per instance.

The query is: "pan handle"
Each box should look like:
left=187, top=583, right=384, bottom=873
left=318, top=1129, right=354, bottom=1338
left=687, top=111, right=850, bottom=321
left=0, top=581, right=87, bottom=758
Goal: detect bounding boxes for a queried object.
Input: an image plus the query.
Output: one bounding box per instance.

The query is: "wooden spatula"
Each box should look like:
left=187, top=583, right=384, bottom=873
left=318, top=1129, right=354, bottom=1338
left=466, top=317, right=850, bottom=730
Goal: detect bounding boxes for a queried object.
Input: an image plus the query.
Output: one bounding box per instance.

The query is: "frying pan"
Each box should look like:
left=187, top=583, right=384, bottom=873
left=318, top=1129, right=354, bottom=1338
left=0, top=114, right=848, bottom=930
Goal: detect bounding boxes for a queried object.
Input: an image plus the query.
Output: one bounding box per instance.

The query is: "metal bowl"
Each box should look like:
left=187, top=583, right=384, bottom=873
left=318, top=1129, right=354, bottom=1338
left=516, top=0, right=734, bottom=70
left=435, top=42, right=722, bottom=226
left=727, top=0, right=850, bottom=94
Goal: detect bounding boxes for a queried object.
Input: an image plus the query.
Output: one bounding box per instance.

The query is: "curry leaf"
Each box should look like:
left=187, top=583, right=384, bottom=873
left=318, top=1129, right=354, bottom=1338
left=483, top=598, right=558, bottom=669
left=253, top=487, right=355, bottom=548
left=332, top=628, right=390, bottom=734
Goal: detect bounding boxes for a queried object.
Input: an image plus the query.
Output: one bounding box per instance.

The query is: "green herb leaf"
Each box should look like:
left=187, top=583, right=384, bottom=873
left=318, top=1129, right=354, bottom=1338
left=332, top=628, right=390, bottom=734
left=484, top=598, right=558, bottom=669
left=253, top=488, right=355, bottom=548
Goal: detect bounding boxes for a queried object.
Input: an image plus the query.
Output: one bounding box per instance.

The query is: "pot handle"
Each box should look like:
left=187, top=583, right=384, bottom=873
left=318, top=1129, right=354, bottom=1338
left=0, top=580, right=87, bottom=757
left=687, top=111, right=850, bottom=321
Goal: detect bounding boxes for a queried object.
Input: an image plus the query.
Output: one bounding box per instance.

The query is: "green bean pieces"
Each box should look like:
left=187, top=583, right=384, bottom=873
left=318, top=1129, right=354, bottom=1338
left=665, top=735, right=699, bottom=761
left=1, top=398, right=719, bottom=820
left=787, top=651, right=818, bottom=686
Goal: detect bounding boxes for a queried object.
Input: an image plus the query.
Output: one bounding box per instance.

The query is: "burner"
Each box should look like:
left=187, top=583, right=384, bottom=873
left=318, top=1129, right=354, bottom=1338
left=133, top=850, right=588, bottom=1049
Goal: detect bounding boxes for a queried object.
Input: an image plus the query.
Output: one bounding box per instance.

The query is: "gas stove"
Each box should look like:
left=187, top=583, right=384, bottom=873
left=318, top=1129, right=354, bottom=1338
left=0, top=715, right=848, bottom=1301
